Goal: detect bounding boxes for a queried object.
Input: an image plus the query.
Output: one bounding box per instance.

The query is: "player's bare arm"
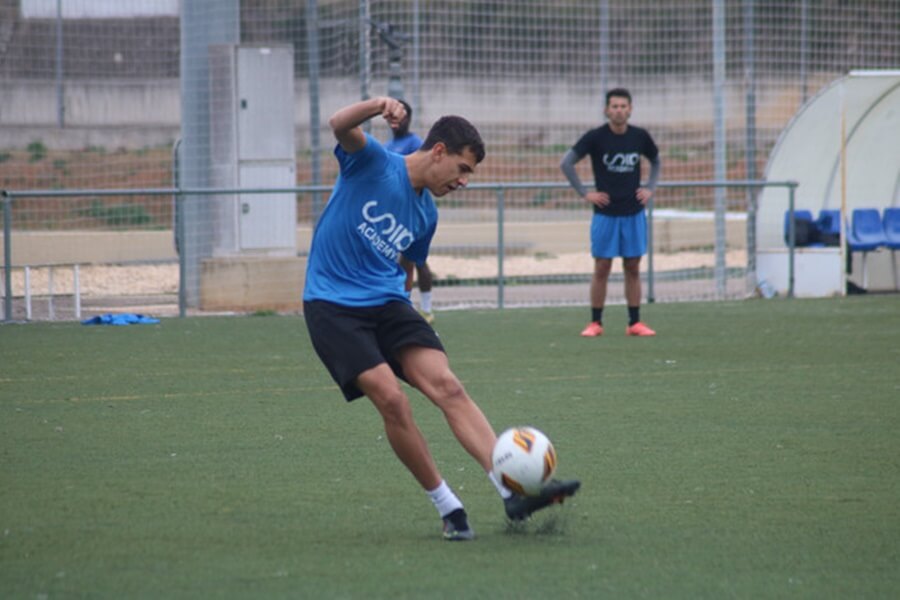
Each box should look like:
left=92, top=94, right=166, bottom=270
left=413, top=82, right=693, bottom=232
left=328, top=96, right=408, bottom=153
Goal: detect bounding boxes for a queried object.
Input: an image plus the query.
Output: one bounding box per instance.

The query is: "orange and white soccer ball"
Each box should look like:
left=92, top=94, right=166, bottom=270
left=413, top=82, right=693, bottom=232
left=491, top=426, right=557, bottom=497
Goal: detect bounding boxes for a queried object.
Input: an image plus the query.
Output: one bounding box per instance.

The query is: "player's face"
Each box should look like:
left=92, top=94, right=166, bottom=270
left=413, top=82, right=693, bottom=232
left=605, top=96, right=632, bottom=127
left=427, top=144, right=478, bottom=197
left=392, top=115, right=410, bottom=136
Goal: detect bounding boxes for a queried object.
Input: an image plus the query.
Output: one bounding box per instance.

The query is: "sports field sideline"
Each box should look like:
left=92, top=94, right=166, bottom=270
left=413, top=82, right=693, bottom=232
left=1, top=295, right=898, bottom=598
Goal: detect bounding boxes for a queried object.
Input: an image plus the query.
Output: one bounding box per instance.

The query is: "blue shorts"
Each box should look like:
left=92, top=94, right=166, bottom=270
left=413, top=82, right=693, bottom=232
left=590, top=211, right=648, bottom=259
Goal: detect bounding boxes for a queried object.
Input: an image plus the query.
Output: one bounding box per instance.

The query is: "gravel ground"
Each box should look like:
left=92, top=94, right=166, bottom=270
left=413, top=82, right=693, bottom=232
left=3, top=250, right=751, bottom=321
left=5, top=250, right=748, bottom=295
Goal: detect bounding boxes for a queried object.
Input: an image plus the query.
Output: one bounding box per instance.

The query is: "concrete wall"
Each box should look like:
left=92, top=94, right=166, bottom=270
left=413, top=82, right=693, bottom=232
left=199, top=255, right=305, bottom=311
left=4, top=230, right=177, bottom=265
left=0, top=75, right=829, bottom=150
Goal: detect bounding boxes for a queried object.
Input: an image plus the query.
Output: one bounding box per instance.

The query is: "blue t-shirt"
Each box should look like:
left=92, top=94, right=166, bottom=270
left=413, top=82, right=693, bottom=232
left=303, top=134, right=438, bottom=307
left=384, top=132, right=423, bottom=156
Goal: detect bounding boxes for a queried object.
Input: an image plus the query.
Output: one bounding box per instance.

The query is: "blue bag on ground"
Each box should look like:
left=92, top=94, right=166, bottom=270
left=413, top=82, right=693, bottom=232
left=81, top=313, right=160, bottom=326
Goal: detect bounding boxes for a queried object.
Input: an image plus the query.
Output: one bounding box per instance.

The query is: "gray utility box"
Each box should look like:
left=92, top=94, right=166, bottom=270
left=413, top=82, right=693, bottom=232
left=209, top=44, right=296, bottom=256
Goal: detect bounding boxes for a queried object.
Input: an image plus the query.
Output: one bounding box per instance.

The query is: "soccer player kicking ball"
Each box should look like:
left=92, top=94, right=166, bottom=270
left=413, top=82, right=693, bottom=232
left=303, top=97, right=579, bottom=541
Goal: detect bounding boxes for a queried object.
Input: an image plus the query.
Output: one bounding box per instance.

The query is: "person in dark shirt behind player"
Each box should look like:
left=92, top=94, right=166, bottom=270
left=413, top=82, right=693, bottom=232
left=561, top=88, right=661, bottom=337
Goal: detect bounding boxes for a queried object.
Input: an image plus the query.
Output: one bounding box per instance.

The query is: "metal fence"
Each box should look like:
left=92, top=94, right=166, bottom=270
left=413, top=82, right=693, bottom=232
left=2, top=1, right=896, bottom=321
left=2, top=178, right=798, bottom=322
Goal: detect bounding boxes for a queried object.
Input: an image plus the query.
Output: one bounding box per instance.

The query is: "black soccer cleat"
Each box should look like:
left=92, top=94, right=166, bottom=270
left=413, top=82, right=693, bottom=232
left=503, top=479, right=581, bottom=521
left=442, top=508, right=475, bottom=541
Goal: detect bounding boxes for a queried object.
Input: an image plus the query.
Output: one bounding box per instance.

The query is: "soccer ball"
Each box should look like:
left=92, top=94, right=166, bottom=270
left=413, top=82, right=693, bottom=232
left=491, top=426, right=557, bottom=497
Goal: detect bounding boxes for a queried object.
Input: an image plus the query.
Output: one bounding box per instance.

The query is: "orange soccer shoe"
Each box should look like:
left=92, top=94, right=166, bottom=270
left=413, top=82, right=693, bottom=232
left=626, top=322, right=656, bottom=337
left=580, top=322, right=604, bottom=337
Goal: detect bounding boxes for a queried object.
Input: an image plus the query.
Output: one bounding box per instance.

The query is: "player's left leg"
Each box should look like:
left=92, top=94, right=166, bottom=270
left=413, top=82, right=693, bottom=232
left=357, top=363, right=444, bottom=489
left=623, top=257, right=654, bottom=336
left=416, top=263, right=435, bottom=323
left=503, top=479, right=581, bottom=521
left=358, top=361, right=474, bottom=540
left=583, top=213, right=617, bottom=336
left=623, top=256, right=642, bottom=309
left=581, top=258, right=611, bottom=337
left=621, top=212, right=655, bottom=336
left=398, top=345, right=495, bottom=471
left=399, top=345, right=504, bottom=535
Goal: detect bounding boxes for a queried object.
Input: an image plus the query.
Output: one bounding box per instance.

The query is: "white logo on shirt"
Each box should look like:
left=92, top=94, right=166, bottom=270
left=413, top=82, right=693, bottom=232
left=602, top=152, right=640, bottom=173
left=357, top=200, right=415, bottom=260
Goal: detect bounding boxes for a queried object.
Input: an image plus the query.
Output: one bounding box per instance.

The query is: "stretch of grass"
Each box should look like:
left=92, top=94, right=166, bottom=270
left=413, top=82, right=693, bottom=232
left=1, top=296, right=899, bottom=598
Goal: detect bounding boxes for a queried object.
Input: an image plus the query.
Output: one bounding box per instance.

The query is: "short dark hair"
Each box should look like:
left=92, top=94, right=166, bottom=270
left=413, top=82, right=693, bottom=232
left=398, top=98, right=412, bottom=121
left=606, top=87, right=632, bottom=106
left=421, top=115, right=485, bottom=164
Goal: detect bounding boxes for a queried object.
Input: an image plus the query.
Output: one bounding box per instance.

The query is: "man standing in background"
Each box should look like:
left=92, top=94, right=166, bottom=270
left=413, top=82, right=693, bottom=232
left=386, top=99, right=436, bottom=324
left=560, top=88, right=661, bottom=337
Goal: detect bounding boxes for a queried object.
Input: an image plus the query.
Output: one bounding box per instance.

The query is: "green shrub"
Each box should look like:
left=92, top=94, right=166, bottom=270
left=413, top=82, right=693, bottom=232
left=79, top=200, right=153, bottom=227
left=27, top=140, right=47, bottom=162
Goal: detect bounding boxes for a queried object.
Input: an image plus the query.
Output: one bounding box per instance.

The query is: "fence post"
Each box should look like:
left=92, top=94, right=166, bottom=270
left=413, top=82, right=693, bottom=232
left=47, top=266, right=55, bottom=320
left=176, top=191, right=187, bottom=318
left=73, top=264, right=81, bottom=320
left=647, top=197, right=655, bottom=303
left=496, top=187, right=505, bottom=309
left=24, top=266, right=31, bottom=320
left=787, top=185, right=796, bottom=298
left=3, top=192, right=11, bottom=322
left=306, top=0, right=324, bottom=224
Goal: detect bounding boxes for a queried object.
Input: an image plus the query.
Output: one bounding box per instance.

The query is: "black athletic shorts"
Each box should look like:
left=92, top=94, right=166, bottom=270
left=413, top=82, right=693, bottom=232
left=303, top=300, right=445, bottom=401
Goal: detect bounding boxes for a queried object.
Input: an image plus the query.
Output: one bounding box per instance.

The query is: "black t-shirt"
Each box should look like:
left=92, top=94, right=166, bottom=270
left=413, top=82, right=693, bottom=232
left=572, top=124, right=659, bottom=216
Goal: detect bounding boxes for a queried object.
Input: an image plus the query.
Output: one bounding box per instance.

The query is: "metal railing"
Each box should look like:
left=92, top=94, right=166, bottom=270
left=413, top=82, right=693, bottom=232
left=2, top=179, right=798, bottom=322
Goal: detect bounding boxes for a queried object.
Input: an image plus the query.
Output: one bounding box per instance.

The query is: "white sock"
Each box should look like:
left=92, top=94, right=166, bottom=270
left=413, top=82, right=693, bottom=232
left=426, top=480, right=464, bottom=517
left=488, top=471, right=513, bottom=499
left=420, top=291, right=432, bottom=313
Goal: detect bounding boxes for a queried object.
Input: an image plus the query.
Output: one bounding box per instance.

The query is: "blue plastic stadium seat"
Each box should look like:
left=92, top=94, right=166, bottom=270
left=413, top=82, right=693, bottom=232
left=847, top=208, right=887, bottom=288
left=884, top=208, right=900, bottom=249
left=883, top=207, right=900, bottom=290
left=847, top=209, right=886, bottom=252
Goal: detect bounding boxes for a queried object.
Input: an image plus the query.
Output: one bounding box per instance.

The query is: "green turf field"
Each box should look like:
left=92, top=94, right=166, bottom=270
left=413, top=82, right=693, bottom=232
left=2, top=296, right=899, bottom=598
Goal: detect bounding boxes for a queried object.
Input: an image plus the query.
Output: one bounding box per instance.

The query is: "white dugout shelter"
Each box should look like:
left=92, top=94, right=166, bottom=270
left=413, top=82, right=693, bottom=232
left=756, top=70, right=900, bottom=296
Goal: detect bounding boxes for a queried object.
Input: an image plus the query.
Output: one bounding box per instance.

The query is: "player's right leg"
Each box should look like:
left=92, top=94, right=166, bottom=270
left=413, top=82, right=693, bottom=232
left=582, top=257, right=612, bottom=336
left=583, top=214, right=616, bottom=336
